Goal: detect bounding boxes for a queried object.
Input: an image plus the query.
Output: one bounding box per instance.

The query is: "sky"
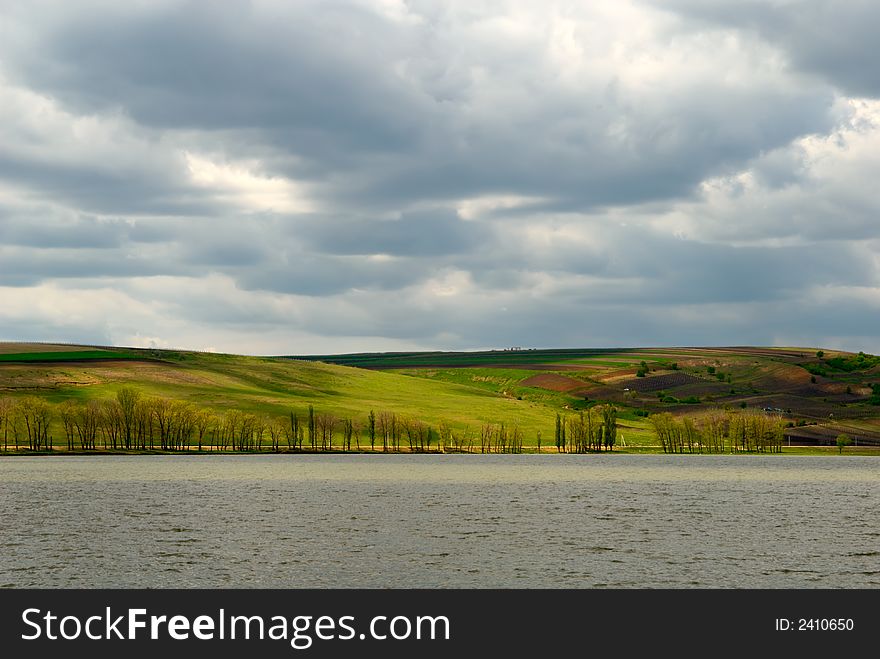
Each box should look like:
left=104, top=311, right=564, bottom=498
left=1, top=0, right=878, bottom=355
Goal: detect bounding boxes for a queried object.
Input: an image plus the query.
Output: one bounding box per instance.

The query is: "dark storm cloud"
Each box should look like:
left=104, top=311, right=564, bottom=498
left=2, top=0, right=836, bottom=213
left=238, top=254, right=433, bottom=297
left=0, top=247, right=185, bottom=286
left=0, top=152, right=228, bottom=217
left=348, top=84, right=832, bottom=212
left=300, top=209, right=489, bottom=257
left=5, top=2, right=422, bottom=150
left=618, top=237, right=873, bottom=305
left=183, top=238, right=270, bottom=267
left=0, top=1, right=878, bottom=353
left=0, top=207, right=125, bottom=248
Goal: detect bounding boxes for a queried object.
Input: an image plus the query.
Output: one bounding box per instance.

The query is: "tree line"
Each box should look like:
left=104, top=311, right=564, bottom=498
left=0, top=388, right=531, bottom=454
left=649, top=410, right=785, bottom=453
left=551, top=405, right=618, bottom=452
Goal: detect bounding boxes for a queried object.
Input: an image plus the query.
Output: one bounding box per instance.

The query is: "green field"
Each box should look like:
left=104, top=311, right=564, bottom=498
left=1, top=343, right=879, bottom=453
left=0, top=350, right=142, bottom=362
left=0, top=348, right=566, bottom=450
left=287, top=348, right=641, bottom=369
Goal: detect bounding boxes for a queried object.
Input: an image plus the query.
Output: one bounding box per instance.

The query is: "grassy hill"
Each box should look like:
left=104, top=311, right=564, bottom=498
left=0, top=344, right=565, bottom=449
left=288, top=345, right=880, bottom=447
left=1, top=343, right=879, bottom=452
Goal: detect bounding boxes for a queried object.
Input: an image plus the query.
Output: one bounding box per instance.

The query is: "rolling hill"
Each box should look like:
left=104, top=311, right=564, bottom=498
left=1, top=343, right=879, bottom=451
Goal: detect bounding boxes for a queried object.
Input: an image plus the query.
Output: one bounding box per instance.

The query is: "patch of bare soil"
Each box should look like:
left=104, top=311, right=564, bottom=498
left=617, top=372, right=705, bottom=392
left=0, top=360, right=219, bottom=390
left=697, top=347, right=815, bottom=359
left=85, top=362, right=218, bottom=386
left=726, top=394, right=875, bottom=420
left=783, top=424, right=880, bottom=446
left=668, top=381, right=734, bottom=397
left=573, top=385, right=628, bottom=402
left=520, top=373, right=589, bottom=392
left=599, top=368, right=640, bottom=382
left=0, top=365, right=103, bottom=391
left=750, top=363, right=816, bottom=393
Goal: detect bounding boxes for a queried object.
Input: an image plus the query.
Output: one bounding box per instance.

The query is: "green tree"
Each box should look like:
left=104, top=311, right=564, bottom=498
left=836, top=433, right=852, bottom=454
left=555, top=413, right=562, bottom=452
left=601, top=405, right=617, bottom=451
left=290, top=411, right=300, bottom=450
left=308, top=404, right=316, bottom=450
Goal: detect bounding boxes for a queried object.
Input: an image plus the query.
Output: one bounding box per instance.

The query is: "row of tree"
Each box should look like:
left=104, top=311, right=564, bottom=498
left=554, top=405, right=618, bottom=452
left=649, top=411, right=785, bottom=453
left=0, top=396, right=52, bottom=452
left=0, top=389, right=530, bottom=454
left=0, top=391, right=793, bottom=455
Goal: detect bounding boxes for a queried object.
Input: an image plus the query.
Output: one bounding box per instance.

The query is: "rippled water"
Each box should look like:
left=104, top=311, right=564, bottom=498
left=1, top=454, right=877, bottom=588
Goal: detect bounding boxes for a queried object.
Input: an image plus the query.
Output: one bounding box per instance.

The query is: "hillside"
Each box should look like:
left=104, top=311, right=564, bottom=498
left=0, top=344, right=563, bottom=450
left=1, top=343, right=879, bottom=451
left=290, top=346, right=880, bottom=447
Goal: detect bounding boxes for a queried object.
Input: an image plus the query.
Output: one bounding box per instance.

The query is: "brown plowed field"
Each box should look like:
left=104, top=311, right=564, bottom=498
left=618, top=372, right=705, bottom=392
left=750, top=363, right=817, bottom=392
left=723, top=394, right=878, bottom=420
left=784, top=425, right=880, bottom=446
left=667, top=381, right=733, bottom=397
left=692, top=347, right=815, bottom=359
left=520, top=373, right=589, bottom=392
left=575, top=386, right=628, bottom=401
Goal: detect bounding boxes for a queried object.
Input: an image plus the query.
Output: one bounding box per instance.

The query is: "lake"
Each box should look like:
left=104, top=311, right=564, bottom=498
left=1, top=454, right=877, bottom=588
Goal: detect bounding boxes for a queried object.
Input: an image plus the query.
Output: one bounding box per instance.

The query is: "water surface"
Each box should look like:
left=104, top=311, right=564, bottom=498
left=1, top=454, right=877, bottom=588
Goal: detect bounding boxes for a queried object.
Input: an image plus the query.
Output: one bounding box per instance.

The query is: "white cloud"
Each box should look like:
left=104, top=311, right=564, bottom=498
left=184, top=152, right=313, bottom=214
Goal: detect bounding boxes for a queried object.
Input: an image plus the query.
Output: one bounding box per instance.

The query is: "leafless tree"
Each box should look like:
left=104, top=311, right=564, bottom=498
left=195, top=409, right=213, bottom=451
left=59, top=400, right=78, bottom=450
left=316, top=412, right=335, bottom=451
left=18, top=396, right=53, bottom=451
left=269, top=417, right=285, bottom=452
left=0, top=397, right=14, bottom=452
left=72, top=400, right=101, bottom=450
left=341, top=418, right=354, bottom=451
left=117, top=387, right=141, bottom=450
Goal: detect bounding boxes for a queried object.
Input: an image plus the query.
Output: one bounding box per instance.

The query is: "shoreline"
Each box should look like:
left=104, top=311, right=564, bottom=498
left=1, top=446, right=877, bottom=457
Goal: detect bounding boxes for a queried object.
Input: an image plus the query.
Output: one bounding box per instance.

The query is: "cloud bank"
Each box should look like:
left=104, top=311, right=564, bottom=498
left=1, top=0, right=878, bottom=354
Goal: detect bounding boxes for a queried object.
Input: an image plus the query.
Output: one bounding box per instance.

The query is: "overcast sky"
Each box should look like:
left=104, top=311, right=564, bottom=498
left=1, top=0, right=878, bottom=355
